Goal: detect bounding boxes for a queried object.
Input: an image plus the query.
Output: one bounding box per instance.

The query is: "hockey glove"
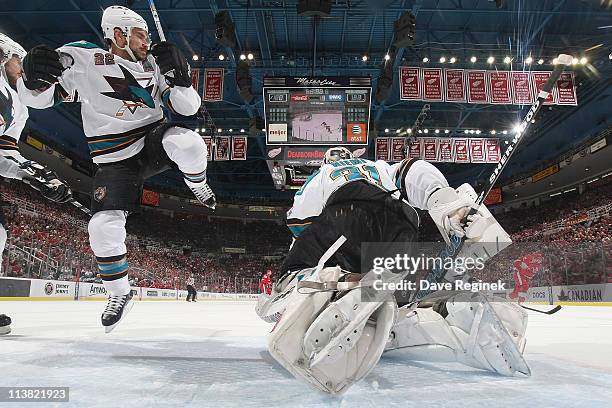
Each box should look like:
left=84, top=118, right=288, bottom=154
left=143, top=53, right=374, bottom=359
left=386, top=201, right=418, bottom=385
left=22, top=45, right=63, bottom=90
left=20, top=162, right=72, bottom=204
left=150, top=42, right=192, bottom=87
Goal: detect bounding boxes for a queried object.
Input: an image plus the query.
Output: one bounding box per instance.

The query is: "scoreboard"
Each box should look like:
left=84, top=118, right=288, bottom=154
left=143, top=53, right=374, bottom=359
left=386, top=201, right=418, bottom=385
left=263, top=76, right=372, bottom=145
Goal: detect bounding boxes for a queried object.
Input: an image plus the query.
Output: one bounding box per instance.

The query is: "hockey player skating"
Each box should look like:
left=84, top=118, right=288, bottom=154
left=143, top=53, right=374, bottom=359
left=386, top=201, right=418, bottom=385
left=17, top=6, right=215, bottom=332
left=1, top=33, right=72, bottom=336
left=256, top=147, right=528, bottom=394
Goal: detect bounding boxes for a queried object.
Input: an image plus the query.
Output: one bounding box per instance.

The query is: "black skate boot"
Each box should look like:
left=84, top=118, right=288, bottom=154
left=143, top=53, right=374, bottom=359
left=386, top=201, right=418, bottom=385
left=185, top=179, right=216, bottom=210
left=101, top=291, right=134, bottom=333
left=0, top=314, right=12, bottom=335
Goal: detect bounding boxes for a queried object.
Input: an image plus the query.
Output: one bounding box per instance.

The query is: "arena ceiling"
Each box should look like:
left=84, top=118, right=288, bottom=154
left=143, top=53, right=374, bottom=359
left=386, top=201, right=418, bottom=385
left=1, top=0, right=611, bottom=201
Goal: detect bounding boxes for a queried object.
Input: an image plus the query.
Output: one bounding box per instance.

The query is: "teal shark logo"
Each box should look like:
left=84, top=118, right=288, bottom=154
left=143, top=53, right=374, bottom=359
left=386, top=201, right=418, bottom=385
left=102, top=64, right=155, bottom=115
left=0, top=87, right=14, bottom=129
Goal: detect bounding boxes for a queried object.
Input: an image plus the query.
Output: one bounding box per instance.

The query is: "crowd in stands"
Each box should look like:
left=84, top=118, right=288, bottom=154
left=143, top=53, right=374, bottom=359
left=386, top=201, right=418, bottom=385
left=1, top=173, right=610, bottom=293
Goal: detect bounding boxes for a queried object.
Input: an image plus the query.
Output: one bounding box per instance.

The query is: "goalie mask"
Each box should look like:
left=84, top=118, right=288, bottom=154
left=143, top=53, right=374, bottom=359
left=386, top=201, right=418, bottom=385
left=323, top=147, right=353, bottom=165
left=101, top=6, right=149, bottom=62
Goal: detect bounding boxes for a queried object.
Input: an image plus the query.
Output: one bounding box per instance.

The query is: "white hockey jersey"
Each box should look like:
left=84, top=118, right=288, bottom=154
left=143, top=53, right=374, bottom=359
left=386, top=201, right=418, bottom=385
left=286, top=158, right=449, bottom=237
left=0, top=73, right=28, bottom=160
left=17, top=41, right=200, bottom=164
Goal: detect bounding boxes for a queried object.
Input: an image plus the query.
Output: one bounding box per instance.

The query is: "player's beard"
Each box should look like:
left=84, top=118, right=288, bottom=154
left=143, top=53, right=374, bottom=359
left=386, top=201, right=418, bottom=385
left=131, top=47, right=148, bottom=62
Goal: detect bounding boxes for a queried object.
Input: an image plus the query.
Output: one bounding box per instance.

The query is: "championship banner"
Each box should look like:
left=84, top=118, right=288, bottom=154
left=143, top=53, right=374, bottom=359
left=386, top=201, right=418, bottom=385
left=469, top=139, right=486, bottom=163
left=511, top=71, right=533, bottom=105
left=375, top=138, right=390, bottom=161
left=531, top=71, right=556, bottom=105
left=444, top=69, right=466, bottom=102
left=203, top=137, right=213, bottom=161
left=407, top=140, right=422, bottom=160
left=203, top=68, right=224, bottom=102
left=142, top=189, right=160, bottom=207
left=231, top=136, right=247, bottom=160
left=531, top=164, right=559, bottom=183
left=466, top=70, right=488, bottom=103
left=485, top=139, right=501, bottom=163
left=488, top=71, right=512, bottom=104
left=422, top=68, right=444, bottom=102
left=423, top=138, right=439, bottom=161
left=399, top=67, right=421, bottom=100
left=556, top=72, right=578, bottom=106
left=484, top=187, right=503, bottom=206
left=191, top=68, right=200, bottom=93
left=438, top=138, right=454, bottom=162
left=391, top=138, right=406, bottom=162
left=215, top=136, right=231, bottom=161
left=454, top=138, right=470, bottom=163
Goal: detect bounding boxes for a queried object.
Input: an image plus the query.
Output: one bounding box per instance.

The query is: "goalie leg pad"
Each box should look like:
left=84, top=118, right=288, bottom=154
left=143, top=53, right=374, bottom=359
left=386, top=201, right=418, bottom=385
left=385, top=294, right=530, bottom=377
left=268, top=267, right=397, bottom=395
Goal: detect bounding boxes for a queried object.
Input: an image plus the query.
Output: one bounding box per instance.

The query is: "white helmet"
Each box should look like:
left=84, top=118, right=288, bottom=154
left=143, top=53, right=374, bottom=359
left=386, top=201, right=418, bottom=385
left=0, top=33, right=26, bottom=64
left=101, top=6, right=148, bottom=61
left=323, top=146, right=353, bottom=164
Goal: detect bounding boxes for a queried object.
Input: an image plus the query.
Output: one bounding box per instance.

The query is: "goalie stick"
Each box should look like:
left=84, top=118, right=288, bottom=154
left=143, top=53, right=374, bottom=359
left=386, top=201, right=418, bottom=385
left=410, top=53, right=573, bottom=304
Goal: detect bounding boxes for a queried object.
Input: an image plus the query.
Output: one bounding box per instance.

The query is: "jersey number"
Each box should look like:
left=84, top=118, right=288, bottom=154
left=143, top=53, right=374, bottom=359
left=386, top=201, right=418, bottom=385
left=330, top=165, right=382, bottom=186
left=94, top=53, right=115, bottom=66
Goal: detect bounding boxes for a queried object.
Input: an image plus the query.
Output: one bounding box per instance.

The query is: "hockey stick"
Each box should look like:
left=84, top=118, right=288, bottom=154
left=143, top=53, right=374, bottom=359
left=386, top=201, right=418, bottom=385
left=411, top=53, right=573, bottom=303
left=147, top=0, right=166, bottom=41
left=69, top=198, right=91, bottom=216
left=519, top=303, right=562, bottom=315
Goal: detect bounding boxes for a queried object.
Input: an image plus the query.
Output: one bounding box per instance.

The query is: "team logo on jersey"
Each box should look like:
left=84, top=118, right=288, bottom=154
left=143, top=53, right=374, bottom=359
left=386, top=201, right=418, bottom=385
left=0, top=88, right=14, bottom=129
left=101, top=64, right=155, bottom=117
left=94, top=186, right=107, bottom=202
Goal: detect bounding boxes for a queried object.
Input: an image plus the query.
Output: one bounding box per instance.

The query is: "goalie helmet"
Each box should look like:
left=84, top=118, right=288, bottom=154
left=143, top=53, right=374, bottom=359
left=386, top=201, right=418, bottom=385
left=101, top=6, right=148, bottom=61
left=0, top=33, right=26, bottom=64
left=323, top=146, right=353, bottom=165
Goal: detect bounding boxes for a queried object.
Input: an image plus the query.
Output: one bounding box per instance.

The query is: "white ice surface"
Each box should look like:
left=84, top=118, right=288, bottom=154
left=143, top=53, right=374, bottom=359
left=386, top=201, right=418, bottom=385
left=1, top=301, right=611, bottom=408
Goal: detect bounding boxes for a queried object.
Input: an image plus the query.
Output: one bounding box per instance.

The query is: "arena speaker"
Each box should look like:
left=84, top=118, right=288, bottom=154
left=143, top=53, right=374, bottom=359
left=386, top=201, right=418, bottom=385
left=392, top=11, right=416, bottom=48
left=235, top=60, right=253, bottom=103
left=215, top=11, right=237, bottom=48
left=297, top=0, right=332, bottom=17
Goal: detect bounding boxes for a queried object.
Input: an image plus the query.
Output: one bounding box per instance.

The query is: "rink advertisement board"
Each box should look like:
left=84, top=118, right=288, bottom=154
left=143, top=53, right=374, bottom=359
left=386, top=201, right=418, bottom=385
left=524, top=284, right=612, bottom=304
left=400, top=67, right=577, bottom=106
left=263, top=76, right=372, bottom=146
left=381, top=137, right=501, bottom=164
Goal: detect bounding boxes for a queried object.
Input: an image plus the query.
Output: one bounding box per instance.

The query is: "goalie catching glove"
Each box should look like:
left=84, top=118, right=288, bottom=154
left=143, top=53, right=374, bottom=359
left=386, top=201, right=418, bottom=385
left=150, top=42, right=192, bottom=88
left=20, top=161, right=72, bottom=203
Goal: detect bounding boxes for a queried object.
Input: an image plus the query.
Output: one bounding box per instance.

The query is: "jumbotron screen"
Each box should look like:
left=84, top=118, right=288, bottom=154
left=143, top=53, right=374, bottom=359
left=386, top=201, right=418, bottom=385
left=263, top=76, right=371, bottom=145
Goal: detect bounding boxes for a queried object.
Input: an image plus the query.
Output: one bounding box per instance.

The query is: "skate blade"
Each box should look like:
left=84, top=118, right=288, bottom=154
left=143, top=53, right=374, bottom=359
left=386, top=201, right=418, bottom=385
left=103, top=298, right=135, bottom=334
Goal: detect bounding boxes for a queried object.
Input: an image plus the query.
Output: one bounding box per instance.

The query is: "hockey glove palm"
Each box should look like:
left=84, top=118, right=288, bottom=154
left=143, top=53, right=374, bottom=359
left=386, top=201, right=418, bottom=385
left=22, top=45, right=63, bottom=90
left=150, top=42, right=192, bottom=87
left=20, top=162, right=72, bottom=204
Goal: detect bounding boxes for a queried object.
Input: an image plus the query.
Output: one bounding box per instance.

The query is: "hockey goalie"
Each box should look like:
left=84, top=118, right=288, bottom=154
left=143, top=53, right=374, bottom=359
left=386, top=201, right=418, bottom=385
left=256, top=147, right=529, bottom=394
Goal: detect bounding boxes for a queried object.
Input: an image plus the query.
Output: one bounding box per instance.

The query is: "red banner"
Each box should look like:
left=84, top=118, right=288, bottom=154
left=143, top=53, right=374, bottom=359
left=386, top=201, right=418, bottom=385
left=203, top=137, right=213, bottom=161
left=488, top=71, right=511, bottom=104
left=399, top=67, right=421, bottom=100
left=470, top=139, right=485, bottom=163
left=375, top=138, right=390, bottom=161
left=407, top=140, right=422, bottom=160
left=141, top=189, right=160, bottom=207
left=215, top=136, right=230, bottom=161
left=467, top=70, right=488, bottom=103
left=422, top=68, right=444, bottom=102
left=438, top=138, right=454, bottom=162
left=231, top=136, right=247, bottom=160
left=531, top=71, right=556, bottom=105
left=485, top=139, right=501, bottom=163
left=484, top=187, right=503, bottom=206
left=423, top=138, right=438, bottom=161
left=454, top=139, right=470, bottom=163
left=511, top=71, right=533, bottom=105
left=444, top=69, right=466, bottom=102
left=191, top=68, right=200, bottom=93
left=203, top=68, right=224, bottom=102
left=391, top=138, right=406, bottom=162
left=556, top=72, right=578, bottom=106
